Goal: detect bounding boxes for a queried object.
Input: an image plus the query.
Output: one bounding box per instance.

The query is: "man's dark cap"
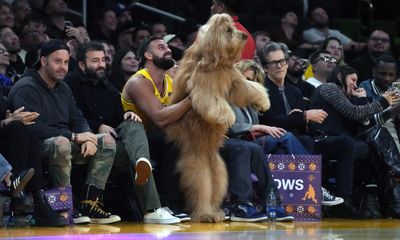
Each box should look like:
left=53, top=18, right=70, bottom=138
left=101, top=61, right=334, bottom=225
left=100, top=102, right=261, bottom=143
left=34, top=39, right=70, bottom=69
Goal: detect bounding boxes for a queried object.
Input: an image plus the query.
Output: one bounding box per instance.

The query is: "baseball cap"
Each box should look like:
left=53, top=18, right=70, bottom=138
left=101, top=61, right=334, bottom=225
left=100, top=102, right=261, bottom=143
left=163, top=34, right=177, bottom=44
left=34, top=39, right=70, bottom=69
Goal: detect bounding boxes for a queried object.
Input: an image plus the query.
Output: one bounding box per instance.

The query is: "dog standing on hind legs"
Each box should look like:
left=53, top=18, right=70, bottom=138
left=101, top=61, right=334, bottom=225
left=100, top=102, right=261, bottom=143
left=165, top=13, right=270, bottom=222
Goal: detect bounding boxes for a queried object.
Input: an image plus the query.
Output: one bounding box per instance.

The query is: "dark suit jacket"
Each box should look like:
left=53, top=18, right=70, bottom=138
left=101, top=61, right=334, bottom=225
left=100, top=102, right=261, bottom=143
left=259, top=77, right=307, bottom=134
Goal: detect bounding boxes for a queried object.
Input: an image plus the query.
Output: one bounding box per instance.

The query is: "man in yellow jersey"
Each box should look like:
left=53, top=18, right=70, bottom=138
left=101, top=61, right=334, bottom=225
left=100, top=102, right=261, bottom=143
left=122, top=37, right=192, bottom=220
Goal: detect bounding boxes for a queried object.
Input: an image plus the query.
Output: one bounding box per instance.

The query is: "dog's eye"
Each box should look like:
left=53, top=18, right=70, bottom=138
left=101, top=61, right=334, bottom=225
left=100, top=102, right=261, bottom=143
left=227, top=28, right=233, bottom=33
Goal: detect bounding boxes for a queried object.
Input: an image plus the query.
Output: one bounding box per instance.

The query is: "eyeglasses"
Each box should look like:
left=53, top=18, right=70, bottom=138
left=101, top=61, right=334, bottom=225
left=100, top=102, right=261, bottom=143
left=314, top=55, right=337, bottom=64
left=328, top=45, right=343, bottom=51
left=266, top=58, right=288, bottom=68
left=370, top=37, right=390, bottom=43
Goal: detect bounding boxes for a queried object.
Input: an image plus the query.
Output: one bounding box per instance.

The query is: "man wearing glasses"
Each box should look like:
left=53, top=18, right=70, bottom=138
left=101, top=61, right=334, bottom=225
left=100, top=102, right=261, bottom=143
left=258, top=42, right=328, bottom=154
left=307, top=50, right=337, bottom=88
left=350, top=30, right=391, bottom=83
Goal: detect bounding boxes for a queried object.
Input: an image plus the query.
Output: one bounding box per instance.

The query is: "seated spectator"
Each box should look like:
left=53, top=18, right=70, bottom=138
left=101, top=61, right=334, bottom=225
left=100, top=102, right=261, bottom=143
left=131, top=25, right=151, bottom=55
left=112, top=2, right=132, bottom=25
left=258, top=42, right=350, bottom=208
left=234, top=59, right=309, bottom=155
left=303, top=7, right=365, bottom=51
left=12, top=0, right=31, bottom=32
left=64, top=23, right=91, bottom=72
left=121, top=37, right=191, bottom=218
left=43, top=0, right=68, bottom=40
left=110, top=48, right=139, bottom=92
left=114, top=22, right=135, bottom=50
left=0, top=43, right=12, bottom=87
left=306, top=50, right=337, bottom=88
left=286, top=54, right=315, bottom=101
left=0, top=82, right=66, bottom=226
left=304, top=37, right=345, bottom=80
left=150, top=22, right=168, bottom=38
left=65, top=42, right=180, bottom=224
left=19, top=12, right=49, bottom=54
left=257, top=42, right=326, bottom=153
left=271, top=11, right=313, bottom=52
left=358, top=55, right=400, bottom=218
left=309, top=65, right=399, bottom=218
left=350, top=30, right=392, bottom=83
left=0, top=27, right=25, bottom=82
left=235, top=59, right=342, bottom=207
left=0, top=1, right=14, bottom=29
left=322, top=37, right=346, bottom=66
left=91, top=9, right=118, bottom=43
left=253, top=31, right=270, bottom=54
left=7, top=39, right=121, bottom=225
left=359, top=55, right=399, bottom=149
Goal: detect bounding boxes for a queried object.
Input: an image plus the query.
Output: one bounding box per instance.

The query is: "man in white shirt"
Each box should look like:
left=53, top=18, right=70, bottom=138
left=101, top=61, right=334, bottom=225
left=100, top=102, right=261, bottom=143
left=303, top=7, right=365, bottom=51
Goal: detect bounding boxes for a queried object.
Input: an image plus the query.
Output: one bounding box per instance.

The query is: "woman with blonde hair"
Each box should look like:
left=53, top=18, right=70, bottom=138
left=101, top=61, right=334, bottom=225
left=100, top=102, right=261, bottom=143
left=236, top=59, right=266, bottom=84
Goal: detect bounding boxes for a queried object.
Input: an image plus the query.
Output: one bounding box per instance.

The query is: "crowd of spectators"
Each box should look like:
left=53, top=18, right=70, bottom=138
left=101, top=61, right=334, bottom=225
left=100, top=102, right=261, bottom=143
left=0, top=0, right=400, bottom=227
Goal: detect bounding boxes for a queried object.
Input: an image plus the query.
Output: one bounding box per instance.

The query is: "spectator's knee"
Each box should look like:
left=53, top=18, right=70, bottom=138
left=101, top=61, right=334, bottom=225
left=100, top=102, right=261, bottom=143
left=54, top=136, right=72, bottom=157
left=101, top=134, right=116, bottom=150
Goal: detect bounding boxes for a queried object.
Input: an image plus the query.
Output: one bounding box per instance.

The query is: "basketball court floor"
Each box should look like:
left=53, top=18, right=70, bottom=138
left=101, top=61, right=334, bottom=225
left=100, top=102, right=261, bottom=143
left=1, top=219, right=400, bottom=239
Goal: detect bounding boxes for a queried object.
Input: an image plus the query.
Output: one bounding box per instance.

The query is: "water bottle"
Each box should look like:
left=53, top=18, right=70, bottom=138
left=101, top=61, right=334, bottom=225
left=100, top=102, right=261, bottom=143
left=266, top=188, right=277, bottom=222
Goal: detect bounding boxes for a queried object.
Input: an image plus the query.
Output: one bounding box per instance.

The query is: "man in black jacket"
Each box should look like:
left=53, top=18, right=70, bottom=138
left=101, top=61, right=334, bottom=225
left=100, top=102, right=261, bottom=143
left=7, top=39, right=121, bottom=225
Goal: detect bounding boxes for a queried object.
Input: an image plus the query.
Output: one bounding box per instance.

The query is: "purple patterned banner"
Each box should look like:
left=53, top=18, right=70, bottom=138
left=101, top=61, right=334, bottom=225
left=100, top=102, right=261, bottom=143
left=266, top=154, right=321, bottom=221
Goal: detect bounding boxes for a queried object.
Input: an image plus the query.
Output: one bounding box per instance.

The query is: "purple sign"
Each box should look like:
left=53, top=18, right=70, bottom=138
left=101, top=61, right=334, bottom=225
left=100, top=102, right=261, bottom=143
left=266, top=154, right=321, bottom=221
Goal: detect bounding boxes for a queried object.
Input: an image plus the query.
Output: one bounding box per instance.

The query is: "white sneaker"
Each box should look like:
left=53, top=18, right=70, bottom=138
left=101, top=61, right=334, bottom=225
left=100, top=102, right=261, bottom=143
left=135, top=158, right=152, bottom=185
left=144, top=208, right=181, bottom=224
left=163, top=207, right=191, bottom=222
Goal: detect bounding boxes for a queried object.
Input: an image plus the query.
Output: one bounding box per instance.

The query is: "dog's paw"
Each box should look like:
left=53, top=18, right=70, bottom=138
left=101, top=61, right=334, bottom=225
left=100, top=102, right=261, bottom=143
left=216, top=110, right=235, bottom=127
left=253, top=100, right=270, bottom=112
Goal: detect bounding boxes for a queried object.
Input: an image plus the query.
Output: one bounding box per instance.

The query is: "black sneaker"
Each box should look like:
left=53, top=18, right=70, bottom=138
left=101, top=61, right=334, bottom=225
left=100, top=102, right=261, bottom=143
left=81, top=198, right=121, bottom=224
left=72, top=208, right=91, bottom=224
left=162, top=207, right=191, bottom=222
left=322, top=187, right=344, bottom=206
left=9, top=168, right=34, bottom=198
left=275, top=205, right=294, bottom=222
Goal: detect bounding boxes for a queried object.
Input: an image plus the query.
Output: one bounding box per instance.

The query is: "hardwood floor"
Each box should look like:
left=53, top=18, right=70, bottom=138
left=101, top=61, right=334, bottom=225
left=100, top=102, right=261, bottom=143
left=1, top=219, right=400, bottom=239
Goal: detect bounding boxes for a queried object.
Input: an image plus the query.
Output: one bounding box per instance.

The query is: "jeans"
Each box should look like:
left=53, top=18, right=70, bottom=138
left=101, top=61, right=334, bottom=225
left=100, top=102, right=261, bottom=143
left=114, top=120, right=161, bottom=211
left=221, top=138, right=281, bottom=204
left=0, top=153, right=11, bottom=182
left=255, top=132, right=309, bottom=154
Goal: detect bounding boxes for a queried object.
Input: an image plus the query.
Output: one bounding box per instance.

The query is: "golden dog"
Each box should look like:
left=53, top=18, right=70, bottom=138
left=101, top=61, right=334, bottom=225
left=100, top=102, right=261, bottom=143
left=165, top=13, right=270, bottom=222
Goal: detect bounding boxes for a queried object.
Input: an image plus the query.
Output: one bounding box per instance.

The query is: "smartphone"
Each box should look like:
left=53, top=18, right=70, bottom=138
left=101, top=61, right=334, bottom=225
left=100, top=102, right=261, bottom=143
left=391, top=82, right=400, bottom=91
left=64, top=21, right=73, bottom=28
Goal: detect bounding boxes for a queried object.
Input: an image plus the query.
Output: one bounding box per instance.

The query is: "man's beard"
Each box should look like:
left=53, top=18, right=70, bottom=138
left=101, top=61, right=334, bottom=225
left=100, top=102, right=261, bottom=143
left=153, top=55, right=174, bottom=70
left=288, top=68, right=303, bottom=78
left=85, top=67, right=106, bottom=83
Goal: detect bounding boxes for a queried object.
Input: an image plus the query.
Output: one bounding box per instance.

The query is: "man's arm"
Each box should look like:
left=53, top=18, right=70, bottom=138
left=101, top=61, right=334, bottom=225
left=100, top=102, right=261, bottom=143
left=125, top=76, right=191, bottom=129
